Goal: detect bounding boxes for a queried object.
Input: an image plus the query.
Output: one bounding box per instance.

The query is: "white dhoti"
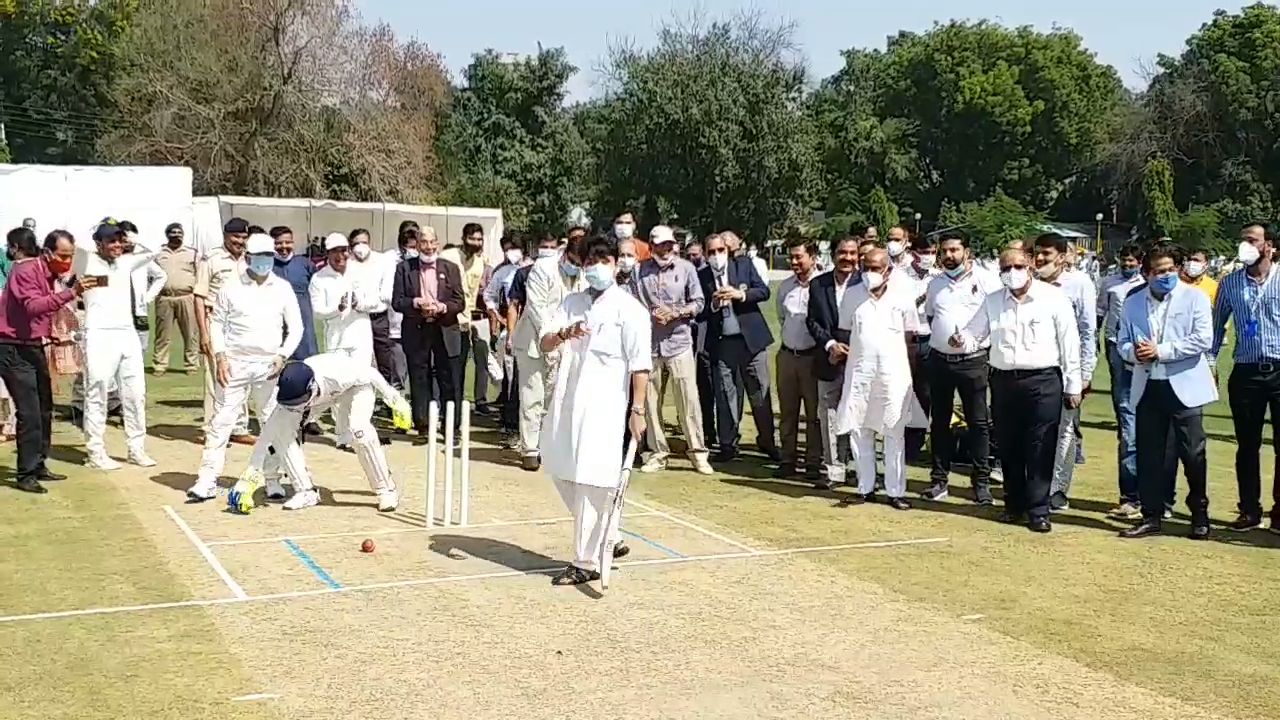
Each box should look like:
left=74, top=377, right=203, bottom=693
left=551, top=476, right=616, bottom=572
left=83, top=328, right=147, bottom=457
left=197, top=355, right=282, bottom=484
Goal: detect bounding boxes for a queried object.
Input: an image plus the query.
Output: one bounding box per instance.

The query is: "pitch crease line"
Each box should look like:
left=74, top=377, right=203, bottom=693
left=622, top=498, right=760, bottom=553
left=162, top=505, right=248, bottom=599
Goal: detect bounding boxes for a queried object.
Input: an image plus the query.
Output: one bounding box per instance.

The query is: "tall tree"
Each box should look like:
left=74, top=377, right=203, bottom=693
left=1140, top=155, right=1179, bottom=235
left=0, top=0, right=138, bottom=163
left=437, top=48, right=588, bottom=233
left=594, top=12, right=821, bottom=240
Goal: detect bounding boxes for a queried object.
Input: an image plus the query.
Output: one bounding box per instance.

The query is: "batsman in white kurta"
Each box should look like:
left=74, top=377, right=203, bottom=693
left=835, top=278, right=919, bottom=499
left=540, top=284, right=652, bottom=574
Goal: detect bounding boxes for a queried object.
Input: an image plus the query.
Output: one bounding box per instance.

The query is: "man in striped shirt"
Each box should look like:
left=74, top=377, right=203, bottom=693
left=1212, top=223, right=1280, bottom=533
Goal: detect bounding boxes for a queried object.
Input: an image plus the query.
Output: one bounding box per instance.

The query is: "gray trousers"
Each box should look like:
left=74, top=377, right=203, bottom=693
left=713, top=336, right=776, bottom=453
left=1051, top=405, right=1080, bottom=496
left=818, top=378, right=854, bottom=483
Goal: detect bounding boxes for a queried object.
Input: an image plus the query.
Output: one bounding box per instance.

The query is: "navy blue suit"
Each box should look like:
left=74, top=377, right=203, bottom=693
left=697, top=257, right=777, bottom=457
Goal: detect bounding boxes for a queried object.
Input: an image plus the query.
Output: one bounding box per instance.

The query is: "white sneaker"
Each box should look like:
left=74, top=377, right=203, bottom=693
left=127, top=451, right=157, bottom=468
left=186, top=477, right=219, bottom=501
left=377, top=489, right=399, bottom=513
left=692, top=457, right=715, bottom=476
left=639, top=458, right=667, bottom=473
left=86, top=453, right=122, bottom=471
left=265, top=478, right=287, bottom=501
left=283, top=489, right=320, bottom=510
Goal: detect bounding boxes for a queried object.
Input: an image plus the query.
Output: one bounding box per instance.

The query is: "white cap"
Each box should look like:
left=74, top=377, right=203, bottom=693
left=650, top=225, right=675, bottom=245
left=324, top=232, right=349, bottom=251
left=246, top=233, right=273, bottom=255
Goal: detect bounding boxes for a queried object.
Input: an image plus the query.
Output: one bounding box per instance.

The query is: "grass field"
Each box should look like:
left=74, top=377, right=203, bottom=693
left=0, top=281, right=1277, bottom=719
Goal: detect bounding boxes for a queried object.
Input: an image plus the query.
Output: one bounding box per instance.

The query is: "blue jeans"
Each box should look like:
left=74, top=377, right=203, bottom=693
left=1108, top=343, right=1140, bottom=504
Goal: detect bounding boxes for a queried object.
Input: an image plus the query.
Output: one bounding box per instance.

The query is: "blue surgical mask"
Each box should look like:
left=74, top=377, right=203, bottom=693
left=1121, top=267, right=1138, bottom=279
left=585, top=263, right=615, bottom=291
left=943, top=264, right=965, bottom=279
left=1151, top=272, right=1178, bottom=295
left=248, top=255, right=274, bottom=276
left=560, top=260, right=579, bottom=277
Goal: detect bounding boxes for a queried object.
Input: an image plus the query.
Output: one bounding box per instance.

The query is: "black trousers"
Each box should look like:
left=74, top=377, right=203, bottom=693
left=905, top=336, right=932, bottom=457
left=0, top=343, right=53, bottom=482
left=1227, top=363, right=1280, bottom=520
left=696, top=349, right=717, bottom=446
left=1136, top=379, right=1208, bottom=523
left=991, top=368, right=1062, bottom=520
left=501, top=357, right=519, bottom=431
left=369, top=311, right=397, bottom=386
left=928, top=352, right=991, bottom=486
left=402, top=332, right=459, bottom=432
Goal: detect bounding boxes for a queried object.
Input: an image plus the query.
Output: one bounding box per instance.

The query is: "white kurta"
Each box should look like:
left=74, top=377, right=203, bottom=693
left=835, top=280, right=918, bottom=436
left=540, top=285, right=652, bottom=488
left=309, top=265, right=377, bottom=364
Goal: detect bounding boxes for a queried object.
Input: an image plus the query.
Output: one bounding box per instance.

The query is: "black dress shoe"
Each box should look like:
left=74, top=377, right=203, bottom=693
left=761, top=446, right=783, bottom=462
left=772, top=464, right=796, bottom=479
left=1189, top=523, right=1211, bottom=541
left=612, top=542, right=630, bottom=559
left=712, top=451, right=738, bottom=463
left=14, top=477, right=48, bottom=494
left=1119, top=521, right=1162, bottom=539
left=997, top=511, right=1024, bottom=524
left=303, top=421, right=324, bottom=436
left=37, top=468, right=67, bottom=481
left=1028, top=517, right=1052, bottom=533
left=888, top=497, right=911, bottom=511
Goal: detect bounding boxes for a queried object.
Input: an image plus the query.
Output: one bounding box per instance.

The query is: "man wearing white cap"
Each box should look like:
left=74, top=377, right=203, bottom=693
left=187, top=233, right=303, bottom=502
left=309, top=232, right=379, bottom=447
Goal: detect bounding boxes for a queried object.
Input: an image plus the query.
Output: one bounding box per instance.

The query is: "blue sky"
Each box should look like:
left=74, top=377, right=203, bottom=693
left=357, top=0, right=1235, bottom=100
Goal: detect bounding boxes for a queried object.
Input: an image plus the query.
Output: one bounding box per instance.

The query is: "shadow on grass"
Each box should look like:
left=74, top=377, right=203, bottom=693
left=149, top=424, right=203, bottom=445
left=48, top=445, right=88, bottom=466
left=157, top=398, right=203, bottom=409
left=427, top=533, right=597, bottom=598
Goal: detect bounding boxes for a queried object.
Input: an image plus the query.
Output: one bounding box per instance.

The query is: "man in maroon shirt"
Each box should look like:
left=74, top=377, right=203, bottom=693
left=0, top=227, right=95, bottom=493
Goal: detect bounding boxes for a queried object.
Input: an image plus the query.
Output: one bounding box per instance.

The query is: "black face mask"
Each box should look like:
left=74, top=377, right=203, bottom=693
left=5, top=247, right=14, bottom=261
left=464, top=242, right=482, bottom=256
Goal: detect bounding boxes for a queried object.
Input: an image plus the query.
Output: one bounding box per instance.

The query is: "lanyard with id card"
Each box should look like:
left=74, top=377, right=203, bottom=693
left=1245, top=266, right=1277, bottom=340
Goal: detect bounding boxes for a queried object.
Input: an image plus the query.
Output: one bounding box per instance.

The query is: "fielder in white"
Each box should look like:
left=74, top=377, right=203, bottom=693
left=186, top=233, right=303, bottom=502
left=229, top=352, right=411, bottom=513
left=310, top=232, right=379, bottom=447
left=539, top=237, right=651, bottom=586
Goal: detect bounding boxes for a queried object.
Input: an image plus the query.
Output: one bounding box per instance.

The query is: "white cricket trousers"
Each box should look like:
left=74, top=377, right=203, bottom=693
left=852, top=428, right=906, bottom=498
left=197, top=356, right=280, bottom=484
left=83, top=328, right=147, bottom=457
left=552, top=476, right=618, bottom=573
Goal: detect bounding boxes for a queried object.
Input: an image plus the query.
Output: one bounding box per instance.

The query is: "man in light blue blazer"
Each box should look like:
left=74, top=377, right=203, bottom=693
left=1116, top=244, right=1214, bottom=540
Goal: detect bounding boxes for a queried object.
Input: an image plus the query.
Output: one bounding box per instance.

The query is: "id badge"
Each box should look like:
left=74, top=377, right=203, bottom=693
left=1246, top=319, right=1260, bottom=339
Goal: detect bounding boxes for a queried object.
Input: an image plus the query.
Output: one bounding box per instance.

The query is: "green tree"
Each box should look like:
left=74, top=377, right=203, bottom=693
left=945, top=190, right=1045, bottom=253
left=438, top=48, right=588, bottom=232
left=866, top=186, right=899, bottom=232
left=593, top=12, right=820, bottom=240
left=0, top=0, right=137, bottom=163
left=1140, top=155, right=1178, bottom=236
left=0, top=135, right=11, bottom=163
left=1174, top=205, right=1224, bottom=254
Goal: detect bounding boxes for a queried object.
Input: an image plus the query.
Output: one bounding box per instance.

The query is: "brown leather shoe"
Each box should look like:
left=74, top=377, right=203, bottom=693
left=230, top=434, right=255, bottom=446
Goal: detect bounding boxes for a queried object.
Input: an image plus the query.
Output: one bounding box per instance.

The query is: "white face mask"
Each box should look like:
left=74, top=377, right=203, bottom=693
left=617, top=256, right=637, bottom=273
left=505, top=249, right=523, bottom=265
left=916, top=254, right=936, bottom=270
left=614, top=222, right=635, bottom=240
left=352, top=243, right=371, bottom=261
left=1001, top=268, right=1030, bottom=290
left=1035, top=261, right=1059, bottom=280
left=1184, top=260, right=1207, bottom=278
left=403, top=249, right=419, bottom=260
left=538, top=247, right=559, bottom=259
left=863, top=271, right=885, bottom=291
left=746, top=248, right=758, bottom=258
left=886, top=241, right=905, bottom=258
left=708, top=253, right=728, bottom=272
left=420, top=252, right=438, bottom=264
left=1239, top=241, right=1262, bottom=266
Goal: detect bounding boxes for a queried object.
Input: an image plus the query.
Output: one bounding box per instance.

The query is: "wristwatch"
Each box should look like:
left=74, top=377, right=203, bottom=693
left=630, top=405, right=645, bottom=416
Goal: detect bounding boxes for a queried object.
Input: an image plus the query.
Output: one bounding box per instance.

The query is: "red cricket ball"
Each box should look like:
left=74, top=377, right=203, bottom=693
left=360, top=538, right=375, bottom=553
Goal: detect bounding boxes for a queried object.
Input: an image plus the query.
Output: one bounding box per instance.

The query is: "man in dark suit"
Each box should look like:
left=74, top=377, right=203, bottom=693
left=391, top=227, right=466, bottom=443
left=698, top=233, right=778, bottom=462
left=806, top=236, right=860, bottom=489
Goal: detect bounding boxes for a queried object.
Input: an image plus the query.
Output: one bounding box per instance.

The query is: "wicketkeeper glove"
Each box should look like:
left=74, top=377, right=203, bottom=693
left=228, top=468, right=265, bottom=515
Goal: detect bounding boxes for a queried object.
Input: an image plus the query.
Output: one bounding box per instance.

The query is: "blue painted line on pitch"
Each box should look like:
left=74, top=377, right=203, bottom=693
left=619, top=528, right=685, bottom=558
left=282, top=539, right=343, bottom=589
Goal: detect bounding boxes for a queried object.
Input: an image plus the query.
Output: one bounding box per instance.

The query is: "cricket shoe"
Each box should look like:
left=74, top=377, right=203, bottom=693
left=86, top=453, right=122, bottom=471
left=284, top=489, right=320, bottom=510
left=377, top=489, right=399, bottom=513
left=127, top=451, right=157, bottom=468
left=186, top=478, right=219, bottom=502
left=265, top=478, right=287, bottom=502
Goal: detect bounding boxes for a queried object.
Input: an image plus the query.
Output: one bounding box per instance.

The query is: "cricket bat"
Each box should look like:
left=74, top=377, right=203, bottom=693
left=599, top=438, right=638, bottom=591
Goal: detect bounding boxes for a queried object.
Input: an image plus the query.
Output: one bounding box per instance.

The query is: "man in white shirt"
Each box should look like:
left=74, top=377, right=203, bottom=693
left=923, top=232, right=1002, bottom=504
left=1033, top=234, right=1098, bottom=511
left=774, top=238, right=822, bottom=480
left=81, top=220, right=159, bottom=470
left=348, top=229, right=396, bottom=386
left=310, top=232, right=379, bottom=447
left=901, top=235, right=939, bottom=458
left=441, top=223, right=494, bottom=414
left=538, top=237, right=651, bottom=587
left=195, top=218, right=252, bottom=444
left=885, top=225, right=913, bottom=271
left=118, top=221, right=167, bottom=353
left=807, top=237, right=860, bottom=489
left=958, top=248, right=1083, bottom=533
left=186, top=234, right=303, bottom=502
left=1096, top=244, right=1145, bottom=517
left=834, top=249, right=916, bottom=510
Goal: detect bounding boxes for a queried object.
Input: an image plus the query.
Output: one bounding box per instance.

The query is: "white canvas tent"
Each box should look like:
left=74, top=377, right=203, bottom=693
left=199, top=196, right=504, bottom=264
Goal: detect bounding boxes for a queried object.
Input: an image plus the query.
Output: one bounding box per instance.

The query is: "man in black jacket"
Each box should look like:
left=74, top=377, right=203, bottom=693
left=697, top=233, right=778, bottom=462
left=806, top=237, right=860, bottom=489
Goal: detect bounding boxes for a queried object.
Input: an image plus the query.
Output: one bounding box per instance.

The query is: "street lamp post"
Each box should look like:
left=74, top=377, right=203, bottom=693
left=914, top=212, right=922, bottom=236
left=1094, top=213, right=1104, bottom=256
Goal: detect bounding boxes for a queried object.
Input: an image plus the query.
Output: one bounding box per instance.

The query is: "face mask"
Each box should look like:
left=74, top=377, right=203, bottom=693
left=747, top=248, right=758, bottom=259
left=1184, top=260, right=1206, bottom=278
left=708, top=253, right=728, bottom=272
left=944, top=263, right=966, bottom=279
left=1120, top=267, right=1138, bottom=279
left=276, top=251, right=293, bottom=262
left=560, top=260, right=579, bottom=277
left=1001, top=268, right=1029, bottom=290
left=404, top=249, right=419, bottom=260
left=654, top=253, right=674, bottom=267
left=614, top=223, right=635, bottom=240
left=1151, top=271, right=1179, bottom=295
left=1239, top=241, right=1262, bottom=266
left=47, top=256, right=72, bottom=275
left=887, top=241, right=905, bottom=258
left=420, top=253, right=438, bottom=265
left=505, top=249, right=523, bottom=265
left=464, top=242, right=482, bottom=256
left=248, top=255, right=274, bottom=276
left=1036, top=262, right=1059, bottom=280
left=352, top=244, right=371, bottom=261
left=690, top=257, right=705, bottom=269
left=538, top=247, right=558, bottom=259
left=584, top=263, right=614, bottom=290
left=916, top=254, right=936, bottom=270
left=618, top=256, right=637, bottom=273
left=863, top=271, right=885, bottom=291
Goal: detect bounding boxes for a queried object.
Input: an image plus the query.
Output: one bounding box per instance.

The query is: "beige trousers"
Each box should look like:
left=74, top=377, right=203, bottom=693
left=776, top=348, right=822, bottom=469
left=643, top=349, right=707, bottom=463
left=153, top=294, right=200, bottom=372
left=519, top=353, right=554, bottom=457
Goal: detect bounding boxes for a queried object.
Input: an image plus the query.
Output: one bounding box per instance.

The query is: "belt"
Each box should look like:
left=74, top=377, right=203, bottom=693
left=160, top=289, right=193, bottom=297
left=935, top=349, right=988, bottom=363
left=1236, top=360, right=1280, bottom=374
left=992, top=367, right=1059, bottom=378
left=914, top=334, right=932, bottom=343
left=779, top=345, right=814, bottom=356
